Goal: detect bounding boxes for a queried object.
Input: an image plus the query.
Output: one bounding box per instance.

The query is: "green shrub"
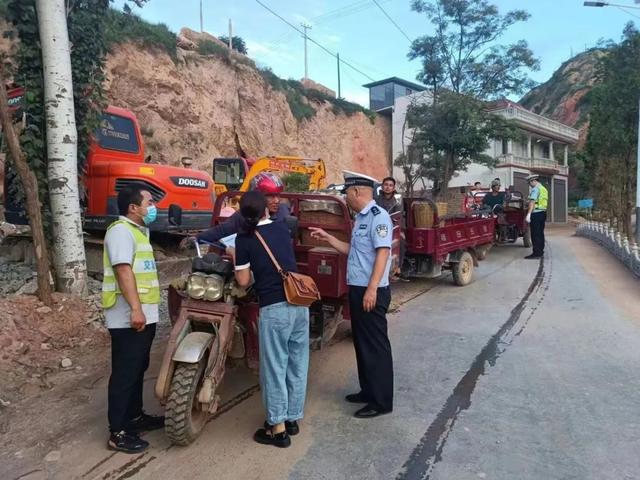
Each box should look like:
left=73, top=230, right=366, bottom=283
left=104, top=8, right=176, bottom=59
left=286, top=89, right=316, bottom=121
left=282, top=172, right=310, bottom=192
left=197, top=38, right=228, bottom=57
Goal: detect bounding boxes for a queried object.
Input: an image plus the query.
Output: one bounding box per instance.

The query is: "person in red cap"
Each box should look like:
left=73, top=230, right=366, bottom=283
left=179, top=172, right=296, bottom=247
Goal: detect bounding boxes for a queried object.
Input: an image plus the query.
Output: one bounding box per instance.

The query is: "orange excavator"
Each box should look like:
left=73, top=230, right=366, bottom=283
left=212, top=155, right=326, bottom=197
left=4, top=105, right=216, bottom=232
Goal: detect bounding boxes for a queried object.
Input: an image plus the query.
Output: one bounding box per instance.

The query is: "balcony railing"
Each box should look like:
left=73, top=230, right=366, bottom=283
left=493, top=107, right=580, bottom=143
left=498, top=154, right=569, bottom=175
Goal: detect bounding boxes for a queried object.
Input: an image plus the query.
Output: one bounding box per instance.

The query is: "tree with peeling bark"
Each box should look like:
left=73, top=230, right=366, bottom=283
left=0, top=66, right=53, bottom=306
left=36, top=0, right=88, bottom=295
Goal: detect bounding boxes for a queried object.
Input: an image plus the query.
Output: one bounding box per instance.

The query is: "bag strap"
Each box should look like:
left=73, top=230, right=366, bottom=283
left=255, top=230, right=284, bottom=275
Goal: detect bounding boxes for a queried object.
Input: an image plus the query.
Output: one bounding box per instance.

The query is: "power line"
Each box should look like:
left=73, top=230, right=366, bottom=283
left=615, top=5, right=640, bottom=20
left=371, top=0, right=413, bottom=43
left=254, top=0, right=377, bottom=81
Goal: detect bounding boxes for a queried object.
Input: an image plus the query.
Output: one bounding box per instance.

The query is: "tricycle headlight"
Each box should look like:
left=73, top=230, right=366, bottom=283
left=203, top=274, right=224, bottom=301
left=187, top=273, right=206, bottom=299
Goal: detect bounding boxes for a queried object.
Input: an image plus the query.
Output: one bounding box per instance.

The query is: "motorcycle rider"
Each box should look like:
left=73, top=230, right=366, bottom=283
left=179, top=172, right=296, bottom=248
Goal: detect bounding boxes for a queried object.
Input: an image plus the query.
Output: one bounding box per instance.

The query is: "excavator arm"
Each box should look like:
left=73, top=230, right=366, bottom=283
left=238, top=156, right=326, bottom=191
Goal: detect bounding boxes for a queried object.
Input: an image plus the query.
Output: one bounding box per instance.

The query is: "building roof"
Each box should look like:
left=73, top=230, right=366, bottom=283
left=362, top=77, right=427, bottom=92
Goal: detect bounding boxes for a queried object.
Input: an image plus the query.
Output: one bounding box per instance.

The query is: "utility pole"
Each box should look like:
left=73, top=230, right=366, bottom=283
left=199, top=0, right=203, bottom=33
left=301, top=23, right=311, bottom=80
left=228, top=19, right=233, bottom=50
left=337, top=52, right=341, bottom=98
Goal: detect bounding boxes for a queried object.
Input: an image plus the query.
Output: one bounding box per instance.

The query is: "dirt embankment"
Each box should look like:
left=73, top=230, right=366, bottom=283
left=104, top=32, right=391, bottom=184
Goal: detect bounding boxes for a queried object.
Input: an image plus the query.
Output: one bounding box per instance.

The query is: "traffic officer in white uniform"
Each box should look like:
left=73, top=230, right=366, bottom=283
left=310, top=171, right=394, bottom=418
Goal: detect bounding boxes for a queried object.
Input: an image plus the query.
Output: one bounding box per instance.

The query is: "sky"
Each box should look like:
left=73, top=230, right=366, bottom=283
left=113, top=0, right=639, bottom=107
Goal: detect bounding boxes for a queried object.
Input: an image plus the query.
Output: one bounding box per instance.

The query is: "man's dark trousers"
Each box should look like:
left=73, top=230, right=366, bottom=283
left=108, top=324, right=156, bottom=433
left=530, top=210, right=547, bottom=257
left=348, top=286, right=393, bottom=411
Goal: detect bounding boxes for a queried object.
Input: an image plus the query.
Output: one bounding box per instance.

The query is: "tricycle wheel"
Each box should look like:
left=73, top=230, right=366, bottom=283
left=165, top=360, right=208, bottom=446
left=452, top=251, right=474, bottom=286
left=523, top=227, right=532, bottom=248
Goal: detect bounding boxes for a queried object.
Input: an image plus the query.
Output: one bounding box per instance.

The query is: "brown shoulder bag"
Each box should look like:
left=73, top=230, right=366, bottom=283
left=255, top=231, right=321, bottom=307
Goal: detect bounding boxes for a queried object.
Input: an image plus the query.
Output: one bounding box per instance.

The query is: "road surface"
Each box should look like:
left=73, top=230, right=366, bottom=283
left=4, top=226, right=640, bottom=480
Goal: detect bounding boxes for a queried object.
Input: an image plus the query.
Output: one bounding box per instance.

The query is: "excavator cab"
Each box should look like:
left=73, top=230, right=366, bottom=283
left=213, top=157, right=247, bottom=197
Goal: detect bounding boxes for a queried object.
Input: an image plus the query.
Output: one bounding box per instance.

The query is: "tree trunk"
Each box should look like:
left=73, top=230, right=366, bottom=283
left=36, top=0, right=88, bottom=295
left=0, top=66, right=53, bottom=306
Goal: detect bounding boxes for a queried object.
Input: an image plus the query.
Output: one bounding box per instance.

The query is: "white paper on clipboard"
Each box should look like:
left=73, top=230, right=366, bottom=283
left=219, top=234, right=237, bottom=249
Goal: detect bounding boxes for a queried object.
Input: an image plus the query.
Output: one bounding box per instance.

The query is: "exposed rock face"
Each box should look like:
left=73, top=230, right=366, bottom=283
left=520, top=49, right=606, bottom=144
left=104, top=41, right=391, bottom=184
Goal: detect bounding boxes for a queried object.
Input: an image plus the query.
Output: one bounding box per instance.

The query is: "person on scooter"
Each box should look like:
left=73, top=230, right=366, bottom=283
left=233, top=190, right=309, bottom=448
left=179, top=172, right=296, bottom=248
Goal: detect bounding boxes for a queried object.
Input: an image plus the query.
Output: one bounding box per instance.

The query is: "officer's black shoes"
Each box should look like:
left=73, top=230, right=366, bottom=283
left=108, top=430, right=149, bottom=454
left=263, top=420, right=300, bottom=436
left=345, top=392, right=369, bottom=404
left=354, top=404, right=393, bottom=419
left=254, top=427, right=292, bottom=448
left=524, top=254, right=542, bottom=260
left=126, top=412, right=165, bottom=433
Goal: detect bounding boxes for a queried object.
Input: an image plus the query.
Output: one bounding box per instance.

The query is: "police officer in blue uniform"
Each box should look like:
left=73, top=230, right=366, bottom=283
left=310, top=171, right=394, bottom=418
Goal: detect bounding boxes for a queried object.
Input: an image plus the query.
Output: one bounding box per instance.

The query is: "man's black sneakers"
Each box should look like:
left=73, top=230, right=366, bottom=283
left=108, top=431, right=149, bottom=454
left=254, top=427, right=291, bottom=448
left=524, top=254, right=542, bottom=260
left=126, top=412, right=165, bottom=434
left=345, top=392, right=369, bottom=404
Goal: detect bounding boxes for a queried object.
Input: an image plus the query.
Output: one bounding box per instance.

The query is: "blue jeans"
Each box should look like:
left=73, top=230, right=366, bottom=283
left=258, top=302, right=310, bottom=425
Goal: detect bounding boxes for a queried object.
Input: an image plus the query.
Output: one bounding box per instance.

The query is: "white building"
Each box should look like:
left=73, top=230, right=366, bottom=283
left=364, top=78, right=580, bottom=223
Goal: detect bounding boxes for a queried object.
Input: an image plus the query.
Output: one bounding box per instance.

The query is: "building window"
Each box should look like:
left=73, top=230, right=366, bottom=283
left=541, top=142, right=550, bottom=159
left=406, top=88, right=413, bottom=95
left=501, top=139, right=508, bottom=155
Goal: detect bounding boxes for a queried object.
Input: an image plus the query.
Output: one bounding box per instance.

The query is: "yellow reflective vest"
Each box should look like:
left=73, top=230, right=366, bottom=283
left=102, top=220, right=160, bottom=309
left=530, top=184, right=549, bottom=212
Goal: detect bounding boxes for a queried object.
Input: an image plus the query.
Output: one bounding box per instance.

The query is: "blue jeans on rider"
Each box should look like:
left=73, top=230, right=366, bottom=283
left=258, top=302, right=310, bottom=426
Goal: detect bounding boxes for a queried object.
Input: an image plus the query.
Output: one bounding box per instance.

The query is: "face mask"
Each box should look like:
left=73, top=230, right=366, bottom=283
left=143, top=205, right=157, bottom=225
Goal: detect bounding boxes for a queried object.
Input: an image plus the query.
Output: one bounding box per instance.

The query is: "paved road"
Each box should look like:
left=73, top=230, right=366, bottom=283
left=6, top=226, right=640, bottom=480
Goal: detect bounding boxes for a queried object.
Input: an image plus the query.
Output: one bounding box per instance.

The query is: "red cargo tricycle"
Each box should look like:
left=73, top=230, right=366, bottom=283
left=155, top=191, right=401, bottom=445
left=473, top=190, right=532, bottom=248
left=399, top=197, right=495, bottom=285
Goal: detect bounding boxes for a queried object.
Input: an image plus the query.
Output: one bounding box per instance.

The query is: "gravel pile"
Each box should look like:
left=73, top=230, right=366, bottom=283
left=0, top=260, right=37, bottom=296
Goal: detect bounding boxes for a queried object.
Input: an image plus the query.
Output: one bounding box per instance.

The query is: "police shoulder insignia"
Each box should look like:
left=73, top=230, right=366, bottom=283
left=375, top=224, right=389, bottom=238
left=371, top=206, right=381, bottom=216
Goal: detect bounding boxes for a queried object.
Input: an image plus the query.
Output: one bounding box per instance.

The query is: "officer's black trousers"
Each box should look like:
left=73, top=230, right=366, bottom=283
left=108, top=324, right=156, bottom=433
left=348, top=286, right=394, bottom=411
left=530, top=211, right=547, bottom=257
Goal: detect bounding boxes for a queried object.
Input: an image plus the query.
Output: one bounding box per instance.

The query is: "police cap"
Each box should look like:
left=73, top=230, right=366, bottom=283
left=341, top=170, right=377, bottom=193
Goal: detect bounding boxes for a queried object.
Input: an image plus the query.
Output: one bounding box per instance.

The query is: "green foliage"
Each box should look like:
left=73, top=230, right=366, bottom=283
left=218, top=35, right=248, bottom=54
left=405, top=0, right=538, bottom=196
left=282, top=173, right=310, bottom=192
left=583, top=23, right=640, bottom=235
left=197, top=38, right=228, bottom=57
left=104, top=7, right=176, bottom=59
left=256, top=67, right=375, bottom=123
left=5, top=0, right=49, bottom=226
left=406, top=92, right=519, bottom=195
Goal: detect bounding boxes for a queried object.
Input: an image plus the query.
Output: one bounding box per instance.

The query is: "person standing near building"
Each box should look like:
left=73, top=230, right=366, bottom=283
left=103, top=187, right=164, bottom=454
left=310, top=171, right=394, bottom=418
left=525, top=174, right=548, bottom=259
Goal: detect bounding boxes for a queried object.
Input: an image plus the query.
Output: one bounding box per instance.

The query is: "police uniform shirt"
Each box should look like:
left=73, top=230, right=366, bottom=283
left=347, top=200, right=393, bottom=288
left=529, top=185, right=546, bottom=212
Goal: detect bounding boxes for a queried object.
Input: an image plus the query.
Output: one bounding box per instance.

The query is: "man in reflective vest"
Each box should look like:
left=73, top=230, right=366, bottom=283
left=525, top=174, right=549, bottom=259
left=103, top=186, right=164, bottom=453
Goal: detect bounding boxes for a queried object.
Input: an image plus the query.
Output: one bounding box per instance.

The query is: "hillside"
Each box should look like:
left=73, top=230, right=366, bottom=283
left=520, top=49, right=606, bottom=141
